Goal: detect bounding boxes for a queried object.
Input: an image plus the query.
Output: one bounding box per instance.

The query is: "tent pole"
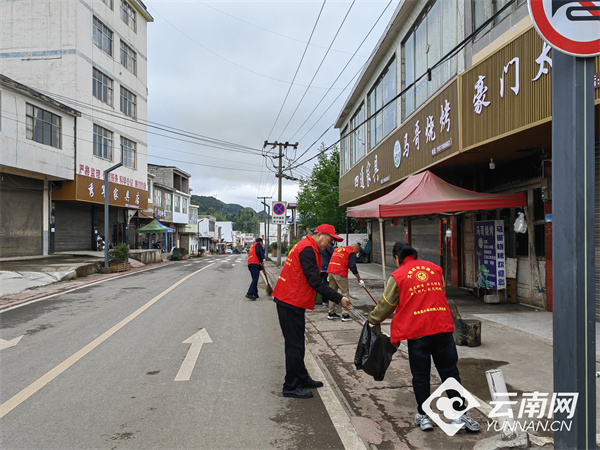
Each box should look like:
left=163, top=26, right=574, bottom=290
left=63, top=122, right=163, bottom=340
left=379, top=218, right=386, bottom=287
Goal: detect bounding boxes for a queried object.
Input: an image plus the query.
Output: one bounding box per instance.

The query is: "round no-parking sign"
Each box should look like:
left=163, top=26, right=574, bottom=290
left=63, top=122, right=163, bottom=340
left=273, top=202, right=285, bottom=216
left=528, top=0, right=600, bottom=57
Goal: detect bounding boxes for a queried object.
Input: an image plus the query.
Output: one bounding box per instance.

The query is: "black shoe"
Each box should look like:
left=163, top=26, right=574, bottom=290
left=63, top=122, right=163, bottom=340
left=255, top=294, right=260, bottom=298
left=282, top=387, right=313, bottom=399
left=245, top=294, right=256, bottom=301
left=300, top=378, right=324, bottom=389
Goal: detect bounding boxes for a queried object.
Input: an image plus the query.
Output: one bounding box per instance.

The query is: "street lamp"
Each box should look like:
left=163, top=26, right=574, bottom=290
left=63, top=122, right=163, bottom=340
left=104, top=162, right=122, bottom=268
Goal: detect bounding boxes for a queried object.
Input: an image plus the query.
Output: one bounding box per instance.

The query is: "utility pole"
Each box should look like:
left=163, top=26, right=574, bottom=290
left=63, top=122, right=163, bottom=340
left=257, top=196, right=271, bottom=253
left=263, top=141, right=298, bottom=267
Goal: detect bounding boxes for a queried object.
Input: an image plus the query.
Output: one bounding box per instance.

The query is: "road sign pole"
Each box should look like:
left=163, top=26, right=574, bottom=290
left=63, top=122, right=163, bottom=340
left=552, top=52, right=595, bottom=449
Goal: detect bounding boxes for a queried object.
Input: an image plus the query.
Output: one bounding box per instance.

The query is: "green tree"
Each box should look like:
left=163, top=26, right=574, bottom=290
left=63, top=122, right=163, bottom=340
left=234, top=208, right=259, bottom=234
left=296, top=144, right=364, bottom=233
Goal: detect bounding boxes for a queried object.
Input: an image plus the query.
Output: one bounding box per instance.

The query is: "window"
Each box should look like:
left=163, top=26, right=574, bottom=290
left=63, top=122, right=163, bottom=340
left=93, top=124, right=113, bottom=160
left=120, top=86, right=136, bottom=118
left=368, top=59, right=396, bottom=149
left=154, top=189, right=162, bottom=207
left=175, top=195, right=181, bottom=213
left=165, top=192, right=172, bottom=211
left=101, top=0, right=113, bottom=9
left=402, top=0, right=457, bottom=118
left=340, top=126, right=350, bottom=174
left=0, top=91, right=2, bottom=132
left=120, top=136, right=136, bottom=168
left=121, top=0, right=137, bottom=32
left=26, top=103, right=61, bottom=148
left=120, top=41, right=137, bottom=75
left=93, top=17, right=113, bottom=56
left=473, top=0, right=526, bottom=34
left=183, top=198, right=188, bottom=214
left=92, top=68, right=113, bottom=105
left=351, top=105, right=366, bottom=162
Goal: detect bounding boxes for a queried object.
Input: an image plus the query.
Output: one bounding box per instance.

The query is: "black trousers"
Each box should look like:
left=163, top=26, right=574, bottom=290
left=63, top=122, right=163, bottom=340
left=276, top=303, right=310, bottom=391
left=407, top=332, right=465, bottom=415
left=247, top=264, right=261, bottom=297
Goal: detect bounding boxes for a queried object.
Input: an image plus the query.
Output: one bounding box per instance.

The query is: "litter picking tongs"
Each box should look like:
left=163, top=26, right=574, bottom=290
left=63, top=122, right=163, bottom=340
left=348, top=305, right=368, bottom=323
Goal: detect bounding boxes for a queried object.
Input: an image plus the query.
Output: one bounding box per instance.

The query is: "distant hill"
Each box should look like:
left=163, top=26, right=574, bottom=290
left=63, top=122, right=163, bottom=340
left=191, top=195, right=249, bottom=216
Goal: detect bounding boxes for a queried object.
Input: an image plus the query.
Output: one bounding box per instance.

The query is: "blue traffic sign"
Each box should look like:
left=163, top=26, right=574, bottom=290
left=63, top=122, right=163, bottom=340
left=273, top=203, right=285, bottom=216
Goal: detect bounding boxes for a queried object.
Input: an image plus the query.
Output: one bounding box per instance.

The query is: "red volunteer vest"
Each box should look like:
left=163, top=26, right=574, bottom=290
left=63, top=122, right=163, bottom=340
left=272, top=235, right=322, bottom=310
left=247, top=242, right=261, bottom=266
left=327, top=245, right=354, bottom=277
left=389, top=256, right=454, bottom=344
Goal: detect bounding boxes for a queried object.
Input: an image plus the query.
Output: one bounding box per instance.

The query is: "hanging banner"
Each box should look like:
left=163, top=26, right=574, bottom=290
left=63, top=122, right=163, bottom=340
left=475, top=220, right=506, bottom=290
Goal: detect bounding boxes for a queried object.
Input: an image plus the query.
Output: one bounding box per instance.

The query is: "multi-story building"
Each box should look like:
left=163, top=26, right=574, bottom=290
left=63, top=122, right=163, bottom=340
left=198, top=215, right=217, bottom=252
left=147, top=164, right=191, bottom=250
left=335, top=0, right=600, bottom=312
left=0, top=0, right=153, bottom=252
left=0, top=74, right=80, bottom=256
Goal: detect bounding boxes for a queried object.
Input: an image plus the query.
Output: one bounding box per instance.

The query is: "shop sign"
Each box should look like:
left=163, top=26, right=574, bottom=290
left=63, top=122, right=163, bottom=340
left=339, top=79, right=459, bottom=206
left=52, top=174, right=148, bottom=209
left=475, top=220, right=506, bottom=290
left=461, top=28, right=557, bottom=150
left=154, top=207, right=166, bottom=219
left=78, top=164, right=147, bottom=191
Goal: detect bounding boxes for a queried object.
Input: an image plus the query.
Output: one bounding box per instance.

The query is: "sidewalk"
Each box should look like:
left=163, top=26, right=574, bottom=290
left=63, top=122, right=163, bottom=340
left=263, top=258, right=599, bottom=448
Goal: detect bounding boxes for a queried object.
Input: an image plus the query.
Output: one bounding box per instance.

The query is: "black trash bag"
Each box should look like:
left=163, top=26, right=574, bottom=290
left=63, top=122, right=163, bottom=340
left=354, top=322, right=397, bottom=381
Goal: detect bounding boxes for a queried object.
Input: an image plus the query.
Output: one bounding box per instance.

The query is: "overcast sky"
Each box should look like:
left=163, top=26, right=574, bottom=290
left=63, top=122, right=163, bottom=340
left=145, top=0, right=398, bottom=212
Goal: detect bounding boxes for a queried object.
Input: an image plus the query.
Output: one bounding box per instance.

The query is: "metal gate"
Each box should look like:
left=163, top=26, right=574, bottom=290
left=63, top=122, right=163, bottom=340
left=0, top=174, right=43, bottom=256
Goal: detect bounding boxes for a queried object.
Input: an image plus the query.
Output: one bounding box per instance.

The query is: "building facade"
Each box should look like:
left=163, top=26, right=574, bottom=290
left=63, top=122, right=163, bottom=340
left=0, top=0, right=153, bottom=253
left=335, top=0, right=600, bottom=314
left=0, top=75, right=80, bottom=256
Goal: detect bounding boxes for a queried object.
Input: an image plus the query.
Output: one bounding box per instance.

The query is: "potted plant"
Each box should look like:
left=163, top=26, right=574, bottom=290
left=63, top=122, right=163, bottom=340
left=171, top=248, right=181, bottom=261
left=109, top=243, right=131, bottom=272
left=179, top=247, right=189, bottom=260
left=270, top=242, right=278, bottom=257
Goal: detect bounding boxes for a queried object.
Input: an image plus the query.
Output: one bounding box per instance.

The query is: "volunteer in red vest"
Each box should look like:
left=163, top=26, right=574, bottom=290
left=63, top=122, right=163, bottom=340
left=272, top=224, right=352, bottom=399
left=368, top=242, right=480, bottom=433
left=245, top=237, right=264, bottom=301
left=327, top=242, right=363, bottom=322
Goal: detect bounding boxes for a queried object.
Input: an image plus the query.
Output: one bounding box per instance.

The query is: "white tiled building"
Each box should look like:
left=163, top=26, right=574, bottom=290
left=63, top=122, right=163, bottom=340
left=0, top=0, right=153, bottom=252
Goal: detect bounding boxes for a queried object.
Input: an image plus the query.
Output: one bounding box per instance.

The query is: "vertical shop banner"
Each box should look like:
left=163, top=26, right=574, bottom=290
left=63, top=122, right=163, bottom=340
left=475, top=220, right=506, bottom=290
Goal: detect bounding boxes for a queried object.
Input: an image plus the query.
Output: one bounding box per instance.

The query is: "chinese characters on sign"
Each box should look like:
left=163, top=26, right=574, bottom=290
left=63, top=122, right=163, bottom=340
left=472, top=41, right=552, bottom=115
left=475, top=220, right=506, bottom=290
left=78, top=164, right=147, bottom=190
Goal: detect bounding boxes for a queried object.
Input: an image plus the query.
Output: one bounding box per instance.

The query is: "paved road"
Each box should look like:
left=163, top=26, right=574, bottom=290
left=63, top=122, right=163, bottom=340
left=0, top=255, right=351, bottom=449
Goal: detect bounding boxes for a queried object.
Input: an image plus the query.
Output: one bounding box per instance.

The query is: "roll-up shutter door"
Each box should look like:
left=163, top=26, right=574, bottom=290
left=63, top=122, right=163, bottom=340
left=595, top=139, right=599, bottom=321
left=385, top=220, right=405, bottom=268
left=372, top=220, right=382, bottom=266
left=411, top=218, right=441, bottom=267
left=0, top=174, right=43, bottom=257
left=54, top=202, right=93, bottom=252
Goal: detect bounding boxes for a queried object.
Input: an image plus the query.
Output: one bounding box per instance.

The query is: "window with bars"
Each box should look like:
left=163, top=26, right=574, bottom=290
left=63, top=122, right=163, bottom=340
left=92, top=68, right=113, bottom=105
left=120, top=41, right=137, bottom=75
left=120, top=136, right=136, bottom=168
left=368, top=59, right=396, bottom=149
left=121, top=0, right=137, bottom=32
left=93, top=16, right=113, bottom=56
left=120, top=86, right=136, bottom=118
left=154, top=189, right=163, bottom=207
left=101, top=0, right=113, bottom=9
left=26, top=103, right=61, bottom=148
left=93, top=124, right=113, bottom=160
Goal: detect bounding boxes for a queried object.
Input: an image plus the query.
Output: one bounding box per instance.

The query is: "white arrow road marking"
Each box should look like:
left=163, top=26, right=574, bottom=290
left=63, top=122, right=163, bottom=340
left=0, top=336, right=23, bottom=351
left=174, top=329, right=213, bottom=382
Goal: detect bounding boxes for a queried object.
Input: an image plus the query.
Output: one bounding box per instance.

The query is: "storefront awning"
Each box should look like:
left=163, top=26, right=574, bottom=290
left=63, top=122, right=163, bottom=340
left=135, top=219, right=175, bottom=234
left=347, top=170, right=527, bottom=218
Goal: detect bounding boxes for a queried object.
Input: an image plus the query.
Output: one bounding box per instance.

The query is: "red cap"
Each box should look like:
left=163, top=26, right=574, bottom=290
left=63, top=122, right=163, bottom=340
left=314, top=224, right=343, bottom=242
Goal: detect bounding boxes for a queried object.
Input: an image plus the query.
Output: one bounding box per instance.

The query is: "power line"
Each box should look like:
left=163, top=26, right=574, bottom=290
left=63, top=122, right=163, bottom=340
left=276, top=0, right=356, bottom=141
left=266, top=0, right=327, bottom=141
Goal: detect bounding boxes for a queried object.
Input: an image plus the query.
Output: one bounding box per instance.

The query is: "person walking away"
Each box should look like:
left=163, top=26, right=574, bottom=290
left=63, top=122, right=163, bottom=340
left=368, top=242, right=480, bottom=433
left=318, top=242, right=335, bottom=308
left=272, top=224, right=352, bottom=399
left=246, top=238, right=264, bottom=300
left=327, top=243, right=364, bottom=322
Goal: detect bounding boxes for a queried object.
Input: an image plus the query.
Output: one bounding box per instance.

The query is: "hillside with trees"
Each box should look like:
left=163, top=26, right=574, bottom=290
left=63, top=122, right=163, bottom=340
left=191, top=195, right=262, bottom=234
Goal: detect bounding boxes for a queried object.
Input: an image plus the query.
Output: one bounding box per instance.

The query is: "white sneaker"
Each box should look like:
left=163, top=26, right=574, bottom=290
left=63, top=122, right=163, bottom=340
left=451, top=412, right=480, bottom=432
left=414, top=413, right=434, bottom=431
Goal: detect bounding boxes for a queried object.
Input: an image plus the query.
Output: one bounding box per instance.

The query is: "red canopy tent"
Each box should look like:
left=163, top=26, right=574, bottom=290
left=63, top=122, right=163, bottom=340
left=347, top=170, right=526, bottom=218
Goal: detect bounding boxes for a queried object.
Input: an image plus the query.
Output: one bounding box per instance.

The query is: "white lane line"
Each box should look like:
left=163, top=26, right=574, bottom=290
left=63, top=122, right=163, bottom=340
left=0, top=263, right=215, bottom=419
left=305, top=349, right=367, bottom=450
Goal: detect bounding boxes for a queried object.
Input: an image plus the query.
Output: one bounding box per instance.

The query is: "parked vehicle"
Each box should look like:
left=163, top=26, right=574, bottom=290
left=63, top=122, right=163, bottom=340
left=356, top=241, right=370, bottom=263
left=96, top=234, right=105, bottom=251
